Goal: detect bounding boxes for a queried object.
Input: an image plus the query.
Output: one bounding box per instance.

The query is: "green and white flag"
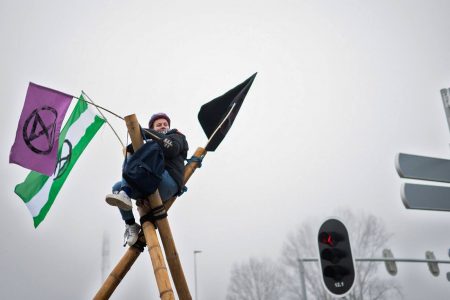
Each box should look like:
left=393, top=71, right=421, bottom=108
left=15, top=95, right=105, bottom=228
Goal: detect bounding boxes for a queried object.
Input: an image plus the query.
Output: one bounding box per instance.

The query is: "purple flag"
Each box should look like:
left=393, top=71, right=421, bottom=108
left=10, top=83, right=73, bottom=176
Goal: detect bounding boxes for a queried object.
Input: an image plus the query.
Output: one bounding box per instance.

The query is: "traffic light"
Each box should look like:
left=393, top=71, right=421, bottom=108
left=426, top=251, right=440, bottom=276
left=382, top=249, right=398, bottom=276
left=317, top=218, right=355, bottom=297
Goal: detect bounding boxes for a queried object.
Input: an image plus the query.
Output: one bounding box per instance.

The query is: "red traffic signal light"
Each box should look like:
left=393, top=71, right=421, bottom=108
left=317, top=218, right=355, bottom=297
left=319, top=232, right=343, bottom=247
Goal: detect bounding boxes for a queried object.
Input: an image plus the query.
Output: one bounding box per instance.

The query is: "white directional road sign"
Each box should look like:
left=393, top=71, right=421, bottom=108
left=396, top=153, right=450, bottom=183
left=395, top=87, right=450, bottom=212
left=401, top=183, right=450, bottom=211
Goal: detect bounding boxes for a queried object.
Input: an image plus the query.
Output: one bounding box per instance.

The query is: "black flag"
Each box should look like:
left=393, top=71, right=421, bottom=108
left=198, top=73, right=257, bottom=151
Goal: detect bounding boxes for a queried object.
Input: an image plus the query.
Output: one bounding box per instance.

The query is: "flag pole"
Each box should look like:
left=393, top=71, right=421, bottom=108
left=80, top=91, right=126, bottom=148
left=205, top=102, right=236, bottom=148
left=78, top=91, right=124, bottom=120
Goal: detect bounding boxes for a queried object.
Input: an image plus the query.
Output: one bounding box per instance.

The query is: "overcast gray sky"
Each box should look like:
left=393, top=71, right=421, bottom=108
left=2, top=0, right=450, bottom=299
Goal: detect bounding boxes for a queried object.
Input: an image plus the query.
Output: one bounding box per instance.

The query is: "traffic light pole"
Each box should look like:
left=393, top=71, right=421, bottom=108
left=356, top=258, right=450, bottom=264
left=300, top=255, right=450, bottom=280
left=297, top=259, right=307, bottom=300
left=300, top=257, right=450, bottom=264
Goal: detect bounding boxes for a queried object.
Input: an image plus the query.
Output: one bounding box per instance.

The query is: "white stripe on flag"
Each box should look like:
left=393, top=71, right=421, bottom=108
left=26, top=175, right=55, bottom=217
left=64, top=107, right=96, bottom=146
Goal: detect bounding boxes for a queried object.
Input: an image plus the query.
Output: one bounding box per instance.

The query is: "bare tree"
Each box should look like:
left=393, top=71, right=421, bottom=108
left=281, top=209, right=403, bottom=300
left=226, top=257, right=288, bottom=300
left=282, top=222, right=332, bottom=300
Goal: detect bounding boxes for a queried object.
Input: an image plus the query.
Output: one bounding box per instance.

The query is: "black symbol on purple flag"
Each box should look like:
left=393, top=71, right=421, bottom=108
left=22, top=106, right=58, bottom=155
left=54, top=139, right=72, bottom=180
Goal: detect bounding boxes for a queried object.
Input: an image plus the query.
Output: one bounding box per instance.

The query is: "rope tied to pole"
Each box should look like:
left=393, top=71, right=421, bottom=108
left=186, top=155, right=203, bottom=168
left=139, top=204, right=168, bottom=229
left=130, top=237, right=146, bottom=252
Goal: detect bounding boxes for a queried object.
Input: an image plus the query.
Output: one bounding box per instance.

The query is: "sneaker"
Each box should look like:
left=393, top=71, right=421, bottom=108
left=123, top=223, right=141, bottom=246
left=105, top=190, right=132, bottom=211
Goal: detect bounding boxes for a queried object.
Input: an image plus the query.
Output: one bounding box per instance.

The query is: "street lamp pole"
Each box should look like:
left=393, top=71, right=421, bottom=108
left=194, top=250, right=202, bottom=300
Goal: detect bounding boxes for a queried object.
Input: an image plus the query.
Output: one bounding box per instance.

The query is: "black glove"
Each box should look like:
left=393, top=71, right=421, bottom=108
left=126, top=143, right=135, bottom=154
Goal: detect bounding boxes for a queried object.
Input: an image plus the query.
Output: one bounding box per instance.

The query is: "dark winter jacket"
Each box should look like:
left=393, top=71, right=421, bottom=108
left=127, top=128, right=188, bottom=192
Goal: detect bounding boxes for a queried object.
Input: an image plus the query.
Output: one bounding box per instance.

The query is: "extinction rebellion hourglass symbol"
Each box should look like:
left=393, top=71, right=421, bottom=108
left=22, top=106, right=58, bottom=155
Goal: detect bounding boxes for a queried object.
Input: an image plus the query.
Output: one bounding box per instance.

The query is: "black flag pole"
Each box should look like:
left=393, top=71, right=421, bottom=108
left=205, top=101, right=237, bottom=148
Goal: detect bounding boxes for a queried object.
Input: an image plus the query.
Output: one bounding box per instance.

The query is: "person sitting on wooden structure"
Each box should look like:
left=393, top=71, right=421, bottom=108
left=105, top=112, right=189, bottom=246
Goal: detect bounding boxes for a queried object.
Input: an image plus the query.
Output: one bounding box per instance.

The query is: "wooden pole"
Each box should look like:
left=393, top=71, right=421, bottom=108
left=155, top=214, right=191, bottom=299
left=125, top=114, right=175, bottom=300
left=137, top=192, right=192, bottom=300
left=164, top=147, right=206, bottom=211
left=94, top=143, right=206, bottom=299
left=141, top=211, right=174, bottom=300
left=126, top=114, right=194, bottom=299
left=93, top=242, right=144, bottom=300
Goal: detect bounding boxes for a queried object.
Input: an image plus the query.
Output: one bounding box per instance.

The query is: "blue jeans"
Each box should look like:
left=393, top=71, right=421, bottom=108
left=112, top=156, right=178, bottom=223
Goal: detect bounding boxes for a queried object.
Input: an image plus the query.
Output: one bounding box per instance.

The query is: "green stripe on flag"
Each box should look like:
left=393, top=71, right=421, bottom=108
left=33, top=116, right=105, bottom=227
left=14, top=96, right=105, bottom=228
left=14, top=172, right=49, bottom=202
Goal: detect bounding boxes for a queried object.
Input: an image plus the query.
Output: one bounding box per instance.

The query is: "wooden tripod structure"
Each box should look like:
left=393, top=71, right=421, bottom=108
left=94, top=114, right=206, bottom=300
left=94, top=73, right=256, bottom=299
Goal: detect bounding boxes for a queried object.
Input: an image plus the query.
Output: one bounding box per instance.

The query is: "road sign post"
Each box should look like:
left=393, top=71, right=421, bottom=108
left=396, top=87, right=450, bottom=211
